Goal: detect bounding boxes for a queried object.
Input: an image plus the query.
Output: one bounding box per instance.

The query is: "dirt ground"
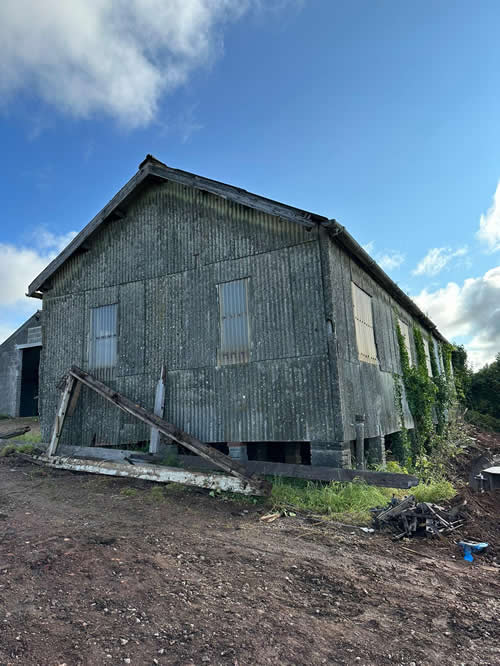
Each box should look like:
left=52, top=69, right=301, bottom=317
left=0, top=425, right=499, bottom=665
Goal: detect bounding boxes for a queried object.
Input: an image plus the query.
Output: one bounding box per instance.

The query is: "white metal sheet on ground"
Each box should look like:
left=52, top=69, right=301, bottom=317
left=35, top=455, right=262, bottom=495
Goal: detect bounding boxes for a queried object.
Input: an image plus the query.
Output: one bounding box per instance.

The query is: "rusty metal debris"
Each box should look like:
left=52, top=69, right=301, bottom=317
left=372, top=495, right=466, bottom=540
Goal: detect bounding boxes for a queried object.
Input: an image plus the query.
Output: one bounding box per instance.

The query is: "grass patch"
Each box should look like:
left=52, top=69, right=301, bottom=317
left=270, top=477, right=395, bottom=524
left=148, top=485, right=166, bottom=502
left=120, top=487, right=139, bottom=497
left=0, top=444, right=17, bottom=457
left=269, top=475, right=456, bottom=524
left=14, top=431, right=42, bottom=443
left=412, top=479, right=456, bottom=503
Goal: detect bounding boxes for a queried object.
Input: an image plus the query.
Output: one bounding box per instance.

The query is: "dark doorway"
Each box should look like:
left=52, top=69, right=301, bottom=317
left=19, top=346, right=41, bottom=417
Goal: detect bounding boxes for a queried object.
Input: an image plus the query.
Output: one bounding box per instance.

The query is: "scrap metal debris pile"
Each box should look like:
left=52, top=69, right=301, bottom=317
left=372, top=495, right=465, bottom=540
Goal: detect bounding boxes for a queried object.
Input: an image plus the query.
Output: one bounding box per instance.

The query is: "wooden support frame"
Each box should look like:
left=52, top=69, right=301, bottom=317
left=47, top=375, right=76, bottom=456
left=49, top=366, right=270, bottom=496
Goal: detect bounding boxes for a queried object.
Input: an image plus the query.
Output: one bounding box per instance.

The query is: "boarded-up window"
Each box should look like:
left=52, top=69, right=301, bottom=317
left=351, top=282, right=378, bottom=364
left=89, top=304, right=118, bottom=369
left=398, top=319, right=412, bottom=365
left=27, top=326, right=42, bottom=346
left=218, top=279, right=250, bottom=366
left=422, top=337, right=433, bottom=376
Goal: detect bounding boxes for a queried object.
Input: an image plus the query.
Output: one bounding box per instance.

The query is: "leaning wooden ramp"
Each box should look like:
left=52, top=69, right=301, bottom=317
left=42, top=365, right=271, bottom=496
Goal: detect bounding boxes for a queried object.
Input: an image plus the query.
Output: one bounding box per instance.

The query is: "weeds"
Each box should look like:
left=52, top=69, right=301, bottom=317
left=270, top=477, right=396, bottom=524
left=0, top=444, right=16, bottom=457
left=149, top=485, right=166, bottom=502
left=120, top=487, right=138, bottom=497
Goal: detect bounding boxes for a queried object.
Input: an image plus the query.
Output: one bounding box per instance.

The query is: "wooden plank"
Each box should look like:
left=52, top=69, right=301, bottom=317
left=47, top=375, right=75, bottom=456
left=167, top=455, right=419, bottom=489
left=149, top=365, right=166, bottom=454
left=67, top=380, right=82, bottom=417
left=36, top=455, right=265, bottom=496
left=0, top=426, right=31, bottom=440
left=67, top=366, right=270, bottom=495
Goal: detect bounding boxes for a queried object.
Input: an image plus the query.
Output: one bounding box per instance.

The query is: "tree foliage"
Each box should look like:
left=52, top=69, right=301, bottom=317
left=469, top=352, right=500, bottom=420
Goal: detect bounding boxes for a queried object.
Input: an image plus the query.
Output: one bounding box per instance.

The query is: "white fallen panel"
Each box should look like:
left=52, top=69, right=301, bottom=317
left=35, top=455, right=262, bottom=495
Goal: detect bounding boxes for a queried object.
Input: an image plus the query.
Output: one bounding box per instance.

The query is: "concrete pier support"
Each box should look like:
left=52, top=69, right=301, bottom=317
left=310, top=441, right=352, bottom=468
left=228, top=442, right=248, bottom=462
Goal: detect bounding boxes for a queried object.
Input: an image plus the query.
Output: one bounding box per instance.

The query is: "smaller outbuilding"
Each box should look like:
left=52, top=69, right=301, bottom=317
left=0, top=311, right=42, bottom=418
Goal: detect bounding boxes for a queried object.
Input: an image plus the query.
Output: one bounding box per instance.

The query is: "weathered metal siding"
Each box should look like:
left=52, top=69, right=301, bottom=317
left=40, top=181, right=336, bottom=447
left=0, top=312, right=41, bottom=417
left=326, top=241, right=443, bottom=442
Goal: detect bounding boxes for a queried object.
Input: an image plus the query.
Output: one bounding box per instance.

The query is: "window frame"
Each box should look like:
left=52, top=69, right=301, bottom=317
left=351, top=281, right=378, bottom=365
left=422, top=337, right=433, bottom=377
left=398, top=318, right=413, bottom=366
left=217, top=278, right=250, bottom=367
left=88, top=303, right=119, bottom=370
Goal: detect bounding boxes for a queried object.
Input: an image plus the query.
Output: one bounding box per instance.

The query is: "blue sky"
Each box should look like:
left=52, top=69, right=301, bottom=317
left=1, top=0, right=499, bottom=367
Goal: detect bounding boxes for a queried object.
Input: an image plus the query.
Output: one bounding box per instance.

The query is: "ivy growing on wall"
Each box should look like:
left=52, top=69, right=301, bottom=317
left=393, top=320, right=454, bottom=466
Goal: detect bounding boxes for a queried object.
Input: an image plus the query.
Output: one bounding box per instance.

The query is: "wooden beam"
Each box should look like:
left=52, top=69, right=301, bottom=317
left=172, top=455, right=419, bottom=489
left=67, top=366, right=270, bottom=495
left=36, top=455, right=265, bottom=496
left=0, top=426, right=31, bottom=440
left=47, top=375, right=76, bottom=456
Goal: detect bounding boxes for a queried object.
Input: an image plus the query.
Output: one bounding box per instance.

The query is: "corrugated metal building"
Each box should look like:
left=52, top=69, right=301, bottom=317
left=27, top=155, right=447, bottom=467
left=0, top=312, right=42, bottom=418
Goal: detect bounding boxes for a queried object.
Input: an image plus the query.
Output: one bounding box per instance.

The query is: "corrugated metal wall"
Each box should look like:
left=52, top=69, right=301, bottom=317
left=327, top=242, right=444, bottom=441
left=40, top=181, right=336, bottom=448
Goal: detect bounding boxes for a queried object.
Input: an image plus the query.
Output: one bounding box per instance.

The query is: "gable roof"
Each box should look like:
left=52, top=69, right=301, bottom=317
left=0, top=311, right=41, bottom=349
left=27, top=155, right=447, bottom=343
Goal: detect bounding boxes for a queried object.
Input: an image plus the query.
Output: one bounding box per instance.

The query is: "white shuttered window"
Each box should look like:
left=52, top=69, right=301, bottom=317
left=422, top=338, right=433, bottom=376
left=351, top=282, right=378, bottom=364
left=217, top=279, right=250, bottom=366
left=89, top=304, right=118, bottom=369
left=398, top=319, right=412, bottom=365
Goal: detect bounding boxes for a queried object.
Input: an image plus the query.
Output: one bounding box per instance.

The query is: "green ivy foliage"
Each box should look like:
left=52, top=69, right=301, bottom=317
left=393, top=320, right=455, bottom=466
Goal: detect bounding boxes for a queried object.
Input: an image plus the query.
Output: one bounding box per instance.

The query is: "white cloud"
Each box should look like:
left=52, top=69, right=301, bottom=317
left=0, top=230, right=77, bottom=310
left=414, top=266, right=500, bottom=368
left=477, top=180, right=500, bottom=252
left=377, top=251, right=405, bottom=272
left=0, top=0, right=298, bottom=128
left=362, top=241, right=405, bottom=272
left=413, top=246, right=468, bottom=277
